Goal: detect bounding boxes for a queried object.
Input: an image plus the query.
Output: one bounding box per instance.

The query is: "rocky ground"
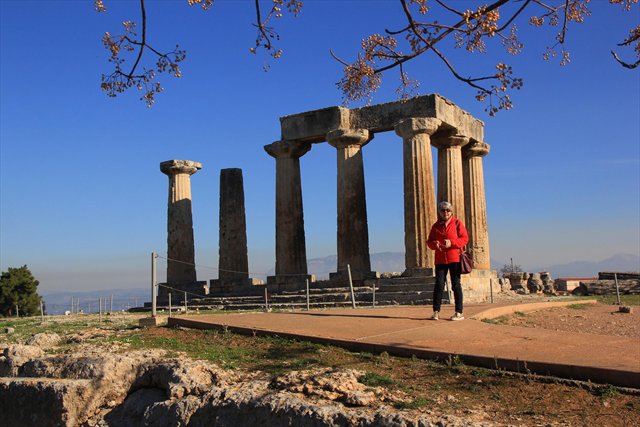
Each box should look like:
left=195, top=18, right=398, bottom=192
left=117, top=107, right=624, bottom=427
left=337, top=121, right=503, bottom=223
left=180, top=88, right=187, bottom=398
left=494, top=301, right=639, bottom=338
left=1, top=296, right=639, bottom=426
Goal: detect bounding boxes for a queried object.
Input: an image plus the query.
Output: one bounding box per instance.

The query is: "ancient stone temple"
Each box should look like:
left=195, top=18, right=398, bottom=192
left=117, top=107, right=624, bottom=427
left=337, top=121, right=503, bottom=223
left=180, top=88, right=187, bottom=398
left=265, top=94, right=493, bottom=297
left=159, top=159, right=206, bottom=298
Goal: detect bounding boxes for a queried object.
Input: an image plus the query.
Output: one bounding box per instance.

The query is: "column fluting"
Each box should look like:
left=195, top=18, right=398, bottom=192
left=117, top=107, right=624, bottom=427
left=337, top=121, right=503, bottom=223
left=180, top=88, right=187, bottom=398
left=433, top=133, right=468, bottom=224
left=463, top=141, right=491, bottom=270
left=327, top=128, right=374, bottom=280
left=264, top=140, right=311, bottom=283
left=395, top=117, right=441, bottom=276
left=160, top=159, right=202, bottom=285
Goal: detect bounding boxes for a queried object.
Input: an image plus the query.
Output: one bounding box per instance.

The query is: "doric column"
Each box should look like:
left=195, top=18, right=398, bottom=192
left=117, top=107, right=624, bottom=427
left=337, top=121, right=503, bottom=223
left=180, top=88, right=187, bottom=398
left=218, top=168, right=249, bottom=282
left=463, top=141, right=491, bottom=270
left=327, top=128, right=374, bottom=280
left=432, top=133, right=469, bottom=224
left=160, top=159, right=202, bottom=285
left=264, top=140, right=311, bottom=284
left=395, top=117, right=441, bottom=276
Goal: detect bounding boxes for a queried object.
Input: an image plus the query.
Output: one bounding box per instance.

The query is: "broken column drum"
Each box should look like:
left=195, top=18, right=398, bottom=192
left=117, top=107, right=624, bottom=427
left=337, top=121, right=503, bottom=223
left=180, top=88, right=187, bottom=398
left=160, top=159, right=202, bottom=286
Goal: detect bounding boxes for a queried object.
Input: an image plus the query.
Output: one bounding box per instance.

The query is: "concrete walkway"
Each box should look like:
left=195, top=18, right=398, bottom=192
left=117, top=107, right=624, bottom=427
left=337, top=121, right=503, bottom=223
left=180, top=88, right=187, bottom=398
left=168, top=300, right=640, bottom=388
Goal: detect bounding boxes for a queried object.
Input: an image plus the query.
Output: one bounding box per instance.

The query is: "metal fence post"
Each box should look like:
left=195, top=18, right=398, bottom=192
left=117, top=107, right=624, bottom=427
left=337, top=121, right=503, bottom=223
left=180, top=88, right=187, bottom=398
left=40, top=300, right=44, bottom=322
left=168, top=293, right=172, bottom=318
left=99, top=298, right=103, bottom=323
left=184, top=291, right=188, bottom=314
left=372, top=283, right=376, bottom=307
left=151, top=252, right=157, bottom=317
left=264, top=288, right=269, bottom=312
left=614, top=273, right=621, bottom=305
left=306, top=279, right=310, bottom=311
left=347, top=264, right=356, bottom=309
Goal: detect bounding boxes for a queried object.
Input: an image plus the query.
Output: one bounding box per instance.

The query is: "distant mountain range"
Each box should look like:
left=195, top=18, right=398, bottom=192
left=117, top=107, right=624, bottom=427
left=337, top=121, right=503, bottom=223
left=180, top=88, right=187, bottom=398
left=306, top=252, right=640, bottom=280
left=528, top=253, right=640, bottom=278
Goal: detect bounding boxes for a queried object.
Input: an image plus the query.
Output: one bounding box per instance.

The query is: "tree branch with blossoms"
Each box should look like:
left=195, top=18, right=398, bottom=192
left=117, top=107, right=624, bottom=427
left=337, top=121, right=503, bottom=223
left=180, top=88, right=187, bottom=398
left=95, top=0, right=638, bottom=113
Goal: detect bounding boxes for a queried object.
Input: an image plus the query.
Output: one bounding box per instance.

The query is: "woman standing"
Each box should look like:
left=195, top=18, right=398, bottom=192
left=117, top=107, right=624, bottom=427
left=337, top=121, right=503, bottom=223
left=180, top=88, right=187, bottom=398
left=427, top=201, right=469, bottom=321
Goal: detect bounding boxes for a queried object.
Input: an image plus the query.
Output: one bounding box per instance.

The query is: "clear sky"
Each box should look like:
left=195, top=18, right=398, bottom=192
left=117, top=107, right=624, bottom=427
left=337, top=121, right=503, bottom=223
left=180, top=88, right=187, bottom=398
left=1, top=1, right=639, bottom=293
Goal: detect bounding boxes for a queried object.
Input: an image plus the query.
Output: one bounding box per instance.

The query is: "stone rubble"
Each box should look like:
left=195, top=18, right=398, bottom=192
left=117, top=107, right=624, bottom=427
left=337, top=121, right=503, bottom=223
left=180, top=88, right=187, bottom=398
left=0, top=332, right=496, bottom=427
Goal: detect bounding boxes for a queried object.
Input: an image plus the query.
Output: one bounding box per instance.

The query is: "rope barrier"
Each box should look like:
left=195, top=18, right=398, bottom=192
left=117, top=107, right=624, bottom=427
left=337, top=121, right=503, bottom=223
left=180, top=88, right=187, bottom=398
left=156, top=252, right=376, bottom=277
left=156, top=253, right=375, bottom=278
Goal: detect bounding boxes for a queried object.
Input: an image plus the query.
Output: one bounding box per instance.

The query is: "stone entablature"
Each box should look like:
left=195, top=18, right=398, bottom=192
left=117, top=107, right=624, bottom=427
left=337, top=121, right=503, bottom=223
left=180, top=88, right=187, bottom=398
left=280, top=94, right=484, bottom=144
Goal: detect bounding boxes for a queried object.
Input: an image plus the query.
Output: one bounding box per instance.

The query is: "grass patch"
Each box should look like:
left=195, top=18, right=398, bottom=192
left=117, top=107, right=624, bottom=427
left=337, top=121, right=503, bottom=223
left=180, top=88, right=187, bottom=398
left=359, top=371, right=395, bottom=387
left=567, top=303, right=590, bottom=310
left=394, top=397, right=430, bottom=409
left=597, top=385, right=620, bottom=398
left=481, top=315, right=510, bottom=325
left=574, top=295, right=640, bottom=306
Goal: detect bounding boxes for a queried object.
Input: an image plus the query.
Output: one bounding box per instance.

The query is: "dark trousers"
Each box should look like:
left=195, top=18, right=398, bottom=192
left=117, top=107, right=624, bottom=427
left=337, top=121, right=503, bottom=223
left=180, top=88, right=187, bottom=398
left=433, top=263, right=464, bottom=313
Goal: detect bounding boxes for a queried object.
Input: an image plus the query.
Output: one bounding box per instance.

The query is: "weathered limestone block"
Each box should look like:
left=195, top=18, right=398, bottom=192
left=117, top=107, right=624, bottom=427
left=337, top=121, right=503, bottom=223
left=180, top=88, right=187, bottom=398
left=498, top=277, right=511, bottom=293
left=527, top=273, right=544, bottom=294
left=572, top=279, right=640, bottom=295
left=540, top=272, right=556, bottom=294
left=26, top=333, right=61, bottom=349
left=3, top=344, right=43, bottom=376
left=0, top=377, right=91, bottom=427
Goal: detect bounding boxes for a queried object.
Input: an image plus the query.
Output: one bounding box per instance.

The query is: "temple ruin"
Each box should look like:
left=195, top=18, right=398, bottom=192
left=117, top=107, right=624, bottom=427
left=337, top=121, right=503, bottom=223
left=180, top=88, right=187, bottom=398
left=160, top=94, right=495, bottom=304
left=265, top=94, right=493, bottom=298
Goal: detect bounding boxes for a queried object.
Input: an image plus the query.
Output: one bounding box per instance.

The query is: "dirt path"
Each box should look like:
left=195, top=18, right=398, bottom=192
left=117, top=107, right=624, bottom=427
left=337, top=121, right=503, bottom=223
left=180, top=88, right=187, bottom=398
left=496, top=302, right=640, bottom=338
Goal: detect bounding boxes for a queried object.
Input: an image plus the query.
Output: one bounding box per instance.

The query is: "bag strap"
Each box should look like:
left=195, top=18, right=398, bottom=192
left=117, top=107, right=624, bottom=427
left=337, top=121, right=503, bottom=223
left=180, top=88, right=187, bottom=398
left=455, top=219, right=467, bottom=251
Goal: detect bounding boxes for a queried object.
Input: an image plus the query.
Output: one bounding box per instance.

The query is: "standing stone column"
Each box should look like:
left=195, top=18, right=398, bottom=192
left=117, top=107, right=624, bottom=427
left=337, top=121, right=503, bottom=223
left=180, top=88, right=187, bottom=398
left=395, top=117, right=441, bottom=276
left=327, top=128, right=375, bottom=281
left=160, top=160, right=202, bottom=286
left=432, top=133, right=468, bottom=224
left=218, top=168, right=249, bottom=282
left=463, top=141, right=491, bottom=270
left=264, top=140, right=312, bottom=286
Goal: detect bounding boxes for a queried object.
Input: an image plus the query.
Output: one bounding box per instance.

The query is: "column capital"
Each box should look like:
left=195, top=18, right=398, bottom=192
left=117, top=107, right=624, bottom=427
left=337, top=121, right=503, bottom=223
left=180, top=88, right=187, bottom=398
left=264, top=140, right=311, bottom=159
left=160, top=160, right=202, bottom=176
left=431, top=133, right=470, bottom=150
left=463, top=141, right=490, bottom=159
left=394, top=117, right=442, bottom=139
left=326, top=128, right=372, bottom=149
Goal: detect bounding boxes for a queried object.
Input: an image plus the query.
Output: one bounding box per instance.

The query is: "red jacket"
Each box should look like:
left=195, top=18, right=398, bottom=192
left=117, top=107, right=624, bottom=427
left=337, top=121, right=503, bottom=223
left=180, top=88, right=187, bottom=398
left=427, top=216, right=469, bottom=265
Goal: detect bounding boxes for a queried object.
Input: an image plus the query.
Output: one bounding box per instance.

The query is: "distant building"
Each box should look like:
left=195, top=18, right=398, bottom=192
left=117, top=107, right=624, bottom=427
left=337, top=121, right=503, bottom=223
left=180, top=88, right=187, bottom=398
left=555, top=277, right=597, bottom=292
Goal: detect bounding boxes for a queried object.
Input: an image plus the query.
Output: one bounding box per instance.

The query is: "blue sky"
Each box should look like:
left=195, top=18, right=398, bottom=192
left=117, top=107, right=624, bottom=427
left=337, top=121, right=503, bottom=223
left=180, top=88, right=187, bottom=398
left=1, top=0, right=639, bottom=293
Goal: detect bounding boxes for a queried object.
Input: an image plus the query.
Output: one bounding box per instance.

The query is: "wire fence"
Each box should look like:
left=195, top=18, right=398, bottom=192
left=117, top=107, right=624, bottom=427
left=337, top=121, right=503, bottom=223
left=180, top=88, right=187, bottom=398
left=24, top=252, right=440, bottom=319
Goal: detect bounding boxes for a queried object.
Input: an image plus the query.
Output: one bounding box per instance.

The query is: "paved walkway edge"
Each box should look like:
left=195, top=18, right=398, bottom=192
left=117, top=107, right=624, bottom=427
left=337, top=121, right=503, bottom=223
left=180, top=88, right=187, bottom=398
left=471, top=299, right=598, bottom=320
left=169, top=315, right=640, bottom=389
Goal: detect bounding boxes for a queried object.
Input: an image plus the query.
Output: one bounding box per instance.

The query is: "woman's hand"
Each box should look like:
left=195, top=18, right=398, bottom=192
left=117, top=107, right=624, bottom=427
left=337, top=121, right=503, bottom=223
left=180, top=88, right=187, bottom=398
left=443, top=239, right=451, bottom=248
